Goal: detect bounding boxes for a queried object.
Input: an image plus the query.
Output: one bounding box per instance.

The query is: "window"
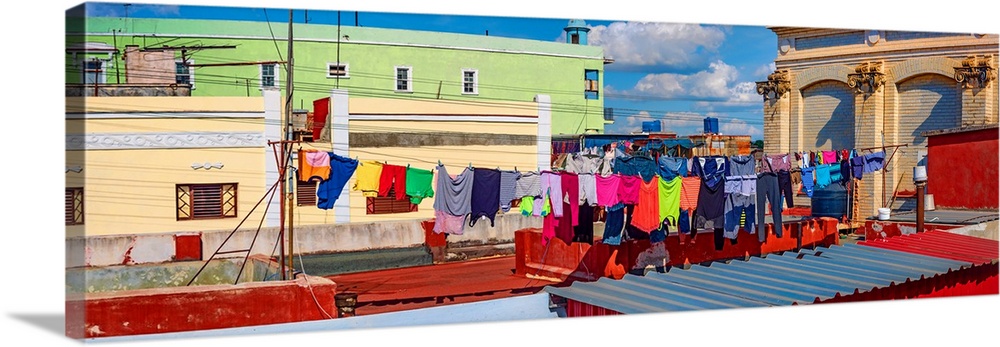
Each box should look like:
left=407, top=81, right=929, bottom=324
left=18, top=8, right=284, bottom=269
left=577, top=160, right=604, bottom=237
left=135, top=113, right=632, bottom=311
left=585, top=69, right=599, bottom=100
left=366, top=185, right=417, bottom=214
left=297, top=180, right=317, bottom=206
left=395, top=66, right=412, bottom=92
left=82, top=59, right=106, bottom=84
left=66, top=187, right=84, bottom=226
left=462, top=69, right=478, bottom=95
left=571, top=33, right=580, bottom=44
left=260, top=63, right=279, bottom=89
left=176, top=183, right=238, bottom=220
left=175, top=60, right=194, bottom=88
left=327, top=63, right=349, bottom=78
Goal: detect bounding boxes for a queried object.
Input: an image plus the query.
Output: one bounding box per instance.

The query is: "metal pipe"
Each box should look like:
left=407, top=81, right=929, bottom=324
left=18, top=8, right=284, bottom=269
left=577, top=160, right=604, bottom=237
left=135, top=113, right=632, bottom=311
left=916, top=182, right=926, bottom=234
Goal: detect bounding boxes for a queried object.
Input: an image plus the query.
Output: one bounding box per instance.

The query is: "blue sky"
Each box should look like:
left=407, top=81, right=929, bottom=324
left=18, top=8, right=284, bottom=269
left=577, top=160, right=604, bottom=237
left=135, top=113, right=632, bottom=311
left=78, top=1, right=779, bottom=140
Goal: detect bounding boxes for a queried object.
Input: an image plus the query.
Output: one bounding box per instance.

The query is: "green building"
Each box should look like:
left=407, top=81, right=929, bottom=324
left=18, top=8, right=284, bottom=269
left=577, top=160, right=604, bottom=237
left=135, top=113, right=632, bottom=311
left=65, top=14, right=612, bottom=135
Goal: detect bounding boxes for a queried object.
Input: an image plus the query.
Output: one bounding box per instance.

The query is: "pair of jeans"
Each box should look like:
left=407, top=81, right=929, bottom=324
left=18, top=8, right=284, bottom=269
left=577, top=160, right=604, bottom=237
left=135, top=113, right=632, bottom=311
left=756, top=173, right=784, bottom=242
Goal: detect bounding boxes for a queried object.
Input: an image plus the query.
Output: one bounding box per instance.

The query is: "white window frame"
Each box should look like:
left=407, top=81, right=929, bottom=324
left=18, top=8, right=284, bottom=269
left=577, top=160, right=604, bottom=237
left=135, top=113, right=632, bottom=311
left=260, top=63, right=280, bottom=90
left=81, top=58, right=108, bottom=84
left=394, top=65, right=412, bottom=93
left=326, top=62, right=350, bottom=79
left=461, top=69, right=478, bottom=95
left=175, top=59, right=195, bottom=89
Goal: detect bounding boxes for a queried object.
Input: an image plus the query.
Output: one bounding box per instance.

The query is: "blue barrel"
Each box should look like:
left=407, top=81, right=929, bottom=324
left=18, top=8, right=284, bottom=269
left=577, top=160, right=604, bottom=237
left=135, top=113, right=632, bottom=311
left=811, top=183, right=848, bottom=219
left=703, top=117, right=719, bottom=133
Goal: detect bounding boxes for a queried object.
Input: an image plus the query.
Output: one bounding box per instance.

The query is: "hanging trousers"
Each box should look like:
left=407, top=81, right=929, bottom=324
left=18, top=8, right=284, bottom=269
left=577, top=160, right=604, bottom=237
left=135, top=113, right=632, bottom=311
left=756, top=173, right=784, bottom=242
left=777, top=171, right=794, bottom=209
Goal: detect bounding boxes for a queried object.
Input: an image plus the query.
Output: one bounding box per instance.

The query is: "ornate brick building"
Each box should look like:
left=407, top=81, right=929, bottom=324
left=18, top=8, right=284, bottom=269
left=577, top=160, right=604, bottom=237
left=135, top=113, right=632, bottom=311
left=757, top=28, right=998, bottom=216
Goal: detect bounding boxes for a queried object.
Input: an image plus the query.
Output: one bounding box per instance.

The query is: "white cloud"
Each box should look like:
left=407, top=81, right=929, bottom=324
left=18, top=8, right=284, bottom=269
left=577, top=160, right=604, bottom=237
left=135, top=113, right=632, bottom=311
left=587, top=22, right=726, bottom=72
left=754, top=62, right=777, bottom=78
left=632, top=60, right=739, bottom=99
left=721, top=119, right=763, bottom=138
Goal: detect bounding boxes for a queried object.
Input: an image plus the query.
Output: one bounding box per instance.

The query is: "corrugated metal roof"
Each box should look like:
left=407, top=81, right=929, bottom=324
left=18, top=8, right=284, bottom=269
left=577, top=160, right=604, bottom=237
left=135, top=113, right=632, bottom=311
left=545, top=238, right=995, bottom=314
left=858, top=230, right=998, bottom=265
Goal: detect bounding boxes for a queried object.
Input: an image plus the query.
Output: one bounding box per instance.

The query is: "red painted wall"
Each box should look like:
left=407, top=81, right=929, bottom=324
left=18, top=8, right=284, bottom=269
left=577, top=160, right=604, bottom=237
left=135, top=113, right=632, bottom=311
left=66, top=276, right=338, bottom=339
left=515, top=218, right=840, bottom=281
left=926, top=128, right=999, bottom=209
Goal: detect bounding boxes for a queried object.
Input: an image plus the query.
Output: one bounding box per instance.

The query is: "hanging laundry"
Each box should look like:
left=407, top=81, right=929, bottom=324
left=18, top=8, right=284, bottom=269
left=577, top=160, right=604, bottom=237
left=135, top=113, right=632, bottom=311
left=299, top=150, right=331, bottom=182
left=540, top=171, right=564, bottom=218
left=821, top=150, right=837, bottom=164
left=829, top=163, right=842, bottom=183
left=629, top=177, right=661, bottom=233
left=597, top=148, right=615, bottom=176
left=791, top=170, right=802, bottom=185
left=755, top=172, right=784, bottom=242
left=656, top=156, right=688, bottom=181
left=801, top=166, right=816, bottom=197
left=777, top=171, right=794, bottom=209
left=498, top=170, right=521, bottom=213
left=618, top=174, right=642, bottom=205
left=559, top=171, right=581, bottom=228
left=679, top=176, right=701, bottom=215
left=863, top=151, right=886, bottom=173
left=839, top=160, right=852, bottom=183
left=596, top=174, right=622, bottom=207
left=432, top=165, right=475, bottom=235
left=378, top=164, right=408, bottom=201
left=658, top=176, right=682, bottom=229
left=565, top=151, right=601, bottom=174
left=760, top=153, right=791, bottom=173
left=693, top=156, right=729, bottom=250
left=519, top=196, right=535, bottom=216
left=515, top=171, right=542, bottom=199
left=577, top=173, right=598, bottom=206
left=726, top=155, right=757, bottom=197
left=405, top=166, right=435, bottom=205
left=352, top=160, right=384, bottom=197
left=469, top=168, right=501, bottom=228
left=602, top=208, right=626, bottom=246
left=815, top=164, right=833, bottom=189
left=678, top=210, right=692, bottom=236
left=316, top=153, right=358, bottom=210
left=613, top=155, right=657, bottom=183
left=850, top=155, right=865, bottom=180
left=552, top=154, right=570, bottom=170
left=724, top=194, right=755, bottom=240
left=434, top=211, right=468, bottom=235
left=572, top=205, right=594, bottom=244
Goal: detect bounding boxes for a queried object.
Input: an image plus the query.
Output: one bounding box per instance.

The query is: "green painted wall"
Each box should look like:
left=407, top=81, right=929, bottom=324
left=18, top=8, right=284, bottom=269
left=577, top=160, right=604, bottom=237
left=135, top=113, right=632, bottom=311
left=66, top=16, right=607, bottom=134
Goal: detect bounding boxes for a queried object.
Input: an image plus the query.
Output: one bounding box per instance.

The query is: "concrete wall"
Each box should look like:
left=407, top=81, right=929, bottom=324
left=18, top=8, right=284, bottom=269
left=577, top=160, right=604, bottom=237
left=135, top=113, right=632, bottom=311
left=69, top=213, right=540, bottom=267
left=66, top=256, right=277, bottom=294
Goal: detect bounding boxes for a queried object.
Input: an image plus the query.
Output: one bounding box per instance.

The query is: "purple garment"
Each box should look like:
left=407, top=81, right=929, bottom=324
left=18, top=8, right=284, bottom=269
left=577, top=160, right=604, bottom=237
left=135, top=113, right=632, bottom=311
left=851, top=155, right=865, bottom=179
left=761, top=153, right=791, bottom=173
left=469, top=168, right=501, bottom=228
left=541, top=171, right=564, bottom=217
left=863, top=151, right=886, bottom=173
left=434, top=210, right=467, bottom=235
left=317, top=153, right=358, bottom=210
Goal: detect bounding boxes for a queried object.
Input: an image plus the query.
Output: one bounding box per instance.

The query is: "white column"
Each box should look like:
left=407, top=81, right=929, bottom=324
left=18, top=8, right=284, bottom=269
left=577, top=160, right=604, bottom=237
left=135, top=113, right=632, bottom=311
left=263, top=88, right=281, bottom=227
left=331, top=89, right=351, bottom=223
left=535, top=94, right=552, bottom=171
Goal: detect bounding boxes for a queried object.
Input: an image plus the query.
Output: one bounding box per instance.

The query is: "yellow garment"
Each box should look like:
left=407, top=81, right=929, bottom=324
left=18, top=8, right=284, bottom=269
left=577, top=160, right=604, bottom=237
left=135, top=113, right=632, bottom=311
left=657, top=176, right=682, bottom=227
left=352, top=160, right=383, bottom=197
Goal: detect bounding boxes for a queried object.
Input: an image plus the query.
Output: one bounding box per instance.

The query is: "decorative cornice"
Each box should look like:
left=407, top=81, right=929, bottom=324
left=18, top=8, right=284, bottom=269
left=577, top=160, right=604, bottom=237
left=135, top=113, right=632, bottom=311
left=847, top=61, right=885, bottom=95
left=66, top=132, right=265, bottom=150
left=954, top=55, right=997, bottom=89
left=755, top=70, right=791, bottom=101
left=191, top=162, right=225, bottom=170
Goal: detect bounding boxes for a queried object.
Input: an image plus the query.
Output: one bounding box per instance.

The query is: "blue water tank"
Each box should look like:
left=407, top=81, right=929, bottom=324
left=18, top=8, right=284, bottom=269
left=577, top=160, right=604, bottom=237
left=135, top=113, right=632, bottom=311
left=641, top=121, right=661, bottom=133
left=703, top=117, right=719, bottom=133
left=811, top=183, right=848, bottom=220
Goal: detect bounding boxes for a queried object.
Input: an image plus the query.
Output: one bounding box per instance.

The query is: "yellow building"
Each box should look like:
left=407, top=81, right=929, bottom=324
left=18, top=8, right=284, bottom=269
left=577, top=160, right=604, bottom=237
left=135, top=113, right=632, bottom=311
left=757, top=29, right=999, bottom=213
left=66, top=89, right=551, bottom=237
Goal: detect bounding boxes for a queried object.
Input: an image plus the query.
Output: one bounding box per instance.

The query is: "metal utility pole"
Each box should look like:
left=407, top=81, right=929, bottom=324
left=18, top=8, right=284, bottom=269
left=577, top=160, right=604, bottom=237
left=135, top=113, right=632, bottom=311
left=284, top=9, right=296, bottom=279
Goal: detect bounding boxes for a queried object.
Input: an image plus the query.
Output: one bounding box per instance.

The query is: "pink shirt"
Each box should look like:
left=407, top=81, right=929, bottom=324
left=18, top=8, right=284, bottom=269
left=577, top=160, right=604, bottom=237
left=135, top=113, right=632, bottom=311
left=618, top=175, right=641, bottom=205
left=761, top=153, right=791, bottom=173
left=596, top=174, right=622, bottom=207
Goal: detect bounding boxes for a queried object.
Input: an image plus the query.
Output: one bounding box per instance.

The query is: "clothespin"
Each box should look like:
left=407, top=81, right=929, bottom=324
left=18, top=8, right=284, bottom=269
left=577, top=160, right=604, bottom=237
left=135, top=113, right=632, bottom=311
left=514, top=166, right=518, bottom=172
left=407, top=164, right=410, bottom=169
left=468, top=163, right=473, bottom=169
left=438, top=160, right=442, bottom=166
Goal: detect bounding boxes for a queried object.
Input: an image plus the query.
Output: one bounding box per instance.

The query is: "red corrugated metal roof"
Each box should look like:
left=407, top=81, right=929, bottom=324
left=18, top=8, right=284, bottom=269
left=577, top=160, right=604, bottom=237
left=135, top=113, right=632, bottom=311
left=858, top=230, right=998, bottom=265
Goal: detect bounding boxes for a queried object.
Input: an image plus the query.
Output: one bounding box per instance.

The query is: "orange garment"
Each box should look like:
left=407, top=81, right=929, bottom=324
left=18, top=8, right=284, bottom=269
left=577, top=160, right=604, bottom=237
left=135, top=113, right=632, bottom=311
left=629, top=177, right=661, bottom=233
left=299, top=150, right=331, bottom=182
left=680, top=176, right=701, bottom=212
